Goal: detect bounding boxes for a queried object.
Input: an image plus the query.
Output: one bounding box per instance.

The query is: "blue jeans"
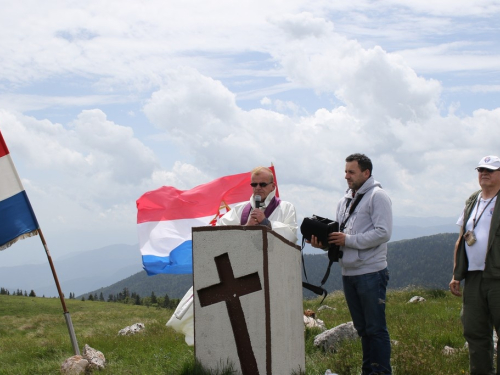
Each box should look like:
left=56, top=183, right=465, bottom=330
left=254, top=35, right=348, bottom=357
left=343, top=268, right=392, bottom=375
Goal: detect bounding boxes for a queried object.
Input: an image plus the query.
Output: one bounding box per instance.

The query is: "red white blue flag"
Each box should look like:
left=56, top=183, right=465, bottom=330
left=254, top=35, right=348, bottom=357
left=136, top=167, right=277, bottom=275
left=0, top=130, right=39, bottom=250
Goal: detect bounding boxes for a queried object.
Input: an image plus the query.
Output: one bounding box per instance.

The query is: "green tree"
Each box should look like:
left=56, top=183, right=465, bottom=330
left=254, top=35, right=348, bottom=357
left=150, top=291, right=157, bottom=304
left=162, top=293, right=170, bottom=308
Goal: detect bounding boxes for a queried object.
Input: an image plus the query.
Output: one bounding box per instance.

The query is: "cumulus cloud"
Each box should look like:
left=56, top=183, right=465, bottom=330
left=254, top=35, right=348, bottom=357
left=141, top=47, right=500, bottom=220
left=269, top=12, right=334, bottom=39
left=1, top=3, right=499, bottom=266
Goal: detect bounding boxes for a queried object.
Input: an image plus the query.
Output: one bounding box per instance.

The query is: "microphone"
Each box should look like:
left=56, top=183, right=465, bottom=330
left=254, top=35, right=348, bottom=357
left=255, top=195, right=262, bottom=209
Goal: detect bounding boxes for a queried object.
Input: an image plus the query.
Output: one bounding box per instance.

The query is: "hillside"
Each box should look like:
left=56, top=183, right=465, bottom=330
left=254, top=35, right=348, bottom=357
left=0, top=288, right=468, bottom=374
left=301, top=232, right=457, bottom=298
left=82, top=232, right=458, bottom=300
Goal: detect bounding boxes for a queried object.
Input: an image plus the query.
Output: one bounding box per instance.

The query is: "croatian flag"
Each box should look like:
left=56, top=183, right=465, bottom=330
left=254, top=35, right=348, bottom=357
left=0, top=131, right=39, bottom=250
left=137, top=167, right=277, bottom=275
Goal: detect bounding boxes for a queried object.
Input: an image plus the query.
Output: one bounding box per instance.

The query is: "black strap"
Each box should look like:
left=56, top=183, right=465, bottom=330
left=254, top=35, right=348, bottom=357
left=302, top=282, right=328, bottom=304
left=340, top=193, right=365, bottom=231
left=302, top=193, right=365, bottom=303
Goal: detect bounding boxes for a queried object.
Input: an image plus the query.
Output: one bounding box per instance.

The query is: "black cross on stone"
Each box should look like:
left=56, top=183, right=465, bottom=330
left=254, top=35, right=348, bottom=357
left=197, top=252, right=263, bottom=375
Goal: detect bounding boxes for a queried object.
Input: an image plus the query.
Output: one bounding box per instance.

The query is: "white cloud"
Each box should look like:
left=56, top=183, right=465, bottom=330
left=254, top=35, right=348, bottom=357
left=1, top=2, right=499, bottom=268
left=269, top=12, right=334, bottom=40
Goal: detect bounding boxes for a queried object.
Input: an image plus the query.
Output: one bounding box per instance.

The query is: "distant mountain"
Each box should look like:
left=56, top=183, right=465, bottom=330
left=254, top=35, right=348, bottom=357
left=0, top=216, right=459, bottom=298
left=0, top=244, right=143, bottom=297
left=301, top=232, right=458, bottom=298
left=83, top=232, right=458, bottom=301
left=391, top=224, right=457, bottom=241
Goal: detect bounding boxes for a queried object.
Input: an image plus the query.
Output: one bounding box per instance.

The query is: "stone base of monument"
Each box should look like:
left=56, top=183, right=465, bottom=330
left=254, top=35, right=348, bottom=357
left=193, top=226, right=305, bottom=375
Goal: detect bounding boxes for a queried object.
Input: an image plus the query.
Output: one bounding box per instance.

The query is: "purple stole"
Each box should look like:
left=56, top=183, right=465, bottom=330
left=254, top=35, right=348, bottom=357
left=240, top=196, right=281, bottom=225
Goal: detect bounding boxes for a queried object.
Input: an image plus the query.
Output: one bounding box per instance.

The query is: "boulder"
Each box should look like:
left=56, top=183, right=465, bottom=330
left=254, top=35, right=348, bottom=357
left=118, top=322, right=145, bottom=335
left=60, top=355, right=89, bottom=375
left=314, top=321, right=358, bottom=352
left=83, top=344, right=106, bottom=370
left=407, top=296, right=426, bottom=303
left=304, top=315, right=326, bottom=331
left=442, top=346, right=459, bottom=355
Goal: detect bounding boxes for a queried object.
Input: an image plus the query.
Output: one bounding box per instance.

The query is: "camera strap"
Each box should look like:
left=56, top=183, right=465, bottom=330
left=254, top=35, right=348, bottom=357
left=302, top=193, right=364, bottom=304
left=340, top=193, right=365, bottom=232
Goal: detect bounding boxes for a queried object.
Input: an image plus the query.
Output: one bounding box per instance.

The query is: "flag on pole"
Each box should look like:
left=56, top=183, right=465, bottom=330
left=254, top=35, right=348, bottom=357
left=0, top=131, right=39, bottom=250
left=136, top=167, right=277, bottom=275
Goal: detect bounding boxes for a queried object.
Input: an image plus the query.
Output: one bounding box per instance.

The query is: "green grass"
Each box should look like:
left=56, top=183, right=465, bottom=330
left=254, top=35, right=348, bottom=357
left=0, top=289, right=470, bottom=374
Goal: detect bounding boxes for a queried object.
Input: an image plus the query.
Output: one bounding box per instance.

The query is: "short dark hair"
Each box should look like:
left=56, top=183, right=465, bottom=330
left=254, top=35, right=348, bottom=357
left=346, top=153, right=373, bottom=176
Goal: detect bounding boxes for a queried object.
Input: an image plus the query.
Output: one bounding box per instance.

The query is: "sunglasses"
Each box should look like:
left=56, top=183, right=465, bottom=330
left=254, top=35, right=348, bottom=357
left=250, top=182, right=273, bottom=188
left=476, top=167, right=500, bottom=173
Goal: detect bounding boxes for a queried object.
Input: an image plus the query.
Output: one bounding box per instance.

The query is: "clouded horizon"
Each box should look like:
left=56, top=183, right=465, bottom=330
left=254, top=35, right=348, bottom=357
left=1, top=1, right=499, bottom=267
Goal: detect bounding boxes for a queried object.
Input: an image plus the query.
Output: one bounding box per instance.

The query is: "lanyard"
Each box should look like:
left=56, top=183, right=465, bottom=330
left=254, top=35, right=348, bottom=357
left=472, top=194, right=496, bottom=230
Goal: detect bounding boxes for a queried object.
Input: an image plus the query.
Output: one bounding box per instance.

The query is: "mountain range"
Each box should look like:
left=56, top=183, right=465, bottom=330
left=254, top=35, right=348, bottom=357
left=0, top=216, right=458, bottom=298
left=78, top=232, right=458, bottom=301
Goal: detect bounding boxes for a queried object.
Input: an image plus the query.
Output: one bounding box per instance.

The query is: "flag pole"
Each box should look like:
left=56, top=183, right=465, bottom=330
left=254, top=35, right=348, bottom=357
left=38, top=229, right=80, bottom=355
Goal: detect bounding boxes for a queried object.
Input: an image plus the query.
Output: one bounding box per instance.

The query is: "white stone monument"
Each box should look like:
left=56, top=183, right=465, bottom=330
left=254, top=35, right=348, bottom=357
left=193, top=226, right=305, bottom=375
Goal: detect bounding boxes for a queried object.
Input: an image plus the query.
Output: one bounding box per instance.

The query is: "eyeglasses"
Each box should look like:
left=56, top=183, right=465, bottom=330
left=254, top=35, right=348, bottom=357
left=250, top=182, right=273, bottom=188
left=476, top=167, right=500, bottom=173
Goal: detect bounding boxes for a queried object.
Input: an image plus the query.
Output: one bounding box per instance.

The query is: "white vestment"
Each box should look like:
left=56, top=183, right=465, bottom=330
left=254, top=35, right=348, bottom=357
left=166, top=286, right=194, bottom=345
left=166, top=189, right=298, bottom=345
left=217, top=189, right=298, bottom=243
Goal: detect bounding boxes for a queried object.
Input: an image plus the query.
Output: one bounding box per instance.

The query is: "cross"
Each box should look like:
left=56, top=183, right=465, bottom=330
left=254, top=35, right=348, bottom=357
left=197, top=252, right=263, bottom=375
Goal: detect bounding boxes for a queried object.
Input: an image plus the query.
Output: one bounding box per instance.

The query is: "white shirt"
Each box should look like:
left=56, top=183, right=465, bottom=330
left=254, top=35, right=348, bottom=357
left=457, top=195, right=497, bottom=271
left=217, top=189, right=298, bottom=243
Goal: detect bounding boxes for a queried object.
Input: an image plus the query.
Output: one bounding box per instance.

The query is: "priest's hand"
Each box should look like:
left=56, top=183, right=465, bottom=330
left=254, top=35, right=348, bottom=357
left=246, top=208, right=265, bottom=225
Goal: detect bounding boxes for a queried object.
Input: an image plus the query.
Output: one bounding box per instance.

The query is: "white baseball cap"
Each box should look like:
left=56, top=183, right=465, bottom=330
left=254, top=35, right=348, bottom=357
left=477, top=155, right=500, bottom=170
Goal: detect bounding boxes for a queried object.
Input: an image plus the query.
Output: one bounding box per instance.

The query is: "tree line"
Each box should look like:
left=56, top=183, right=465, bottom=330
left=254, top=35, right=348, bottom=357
left=81, top=287, right=181, bottom=309
left=1, top=287, right=37, bottom=297
left=1, top=287, right=180, bottom=309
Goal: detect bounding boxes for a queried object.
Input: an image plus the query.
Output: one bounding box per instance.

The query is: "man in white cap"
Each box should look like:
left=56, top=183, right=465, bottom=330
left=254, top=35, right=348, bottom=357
left=450, top=155, right=500, bottom=375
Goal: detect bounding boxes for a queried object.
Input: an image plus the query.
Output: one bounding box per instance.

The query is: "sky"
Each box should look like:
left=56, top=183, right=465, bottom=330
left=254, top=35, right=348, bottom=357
left=1, top=1, right=499, bottom=267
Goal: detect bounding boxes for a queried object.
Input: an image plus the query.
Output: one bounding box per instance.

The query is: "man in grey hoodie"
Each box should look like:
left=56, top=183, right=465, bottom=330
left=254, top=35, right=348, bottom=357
left=310, top=153, right=393, bottom=375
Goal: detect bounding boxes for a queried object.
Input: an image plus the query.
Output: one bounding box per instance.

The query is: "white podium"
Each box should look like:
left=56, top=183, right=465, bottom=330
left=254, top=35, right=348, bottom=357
left=193, top=226, right=305, bottom=375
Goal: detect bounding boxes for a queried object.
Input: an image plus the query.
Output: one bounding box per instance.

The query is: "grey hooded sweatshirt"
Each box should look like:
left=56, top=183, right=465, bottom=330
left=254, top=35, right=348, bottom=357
left=336, top=176, right=392, bottom=276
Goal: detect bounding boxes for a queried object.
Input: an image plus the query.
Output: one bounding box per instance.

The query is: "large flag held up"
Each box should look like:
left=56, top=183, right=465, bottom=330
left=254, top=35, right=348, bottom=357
left=136, top=167, right=277, bottom=275
left=0, top=131, right=39, bottom=250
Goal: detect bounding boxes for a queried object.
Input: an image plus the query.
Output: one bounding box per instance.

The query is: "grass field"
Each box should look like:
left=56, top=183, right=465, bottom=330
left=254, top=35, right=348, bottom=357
left=0, top=288, right=470, bottom=374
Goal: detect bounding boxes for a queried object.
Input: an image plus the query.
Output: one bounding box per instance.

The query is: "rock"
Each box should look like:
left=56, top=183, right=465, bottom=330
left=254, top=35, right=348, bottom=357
left=407, top=296, right=426, bottom=303
left=442, top=346, right=458, bottom=355
left=60, top=355, right=89, bottom=375
left=118, top=322, right=145, bottom=335
left=314, top=321, right=359, bottom=352
left=318, top=305, right=336, bottom=312
left=83, top=344, right=106, bottom=370
left=304, top=315, right=326, bottom=331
